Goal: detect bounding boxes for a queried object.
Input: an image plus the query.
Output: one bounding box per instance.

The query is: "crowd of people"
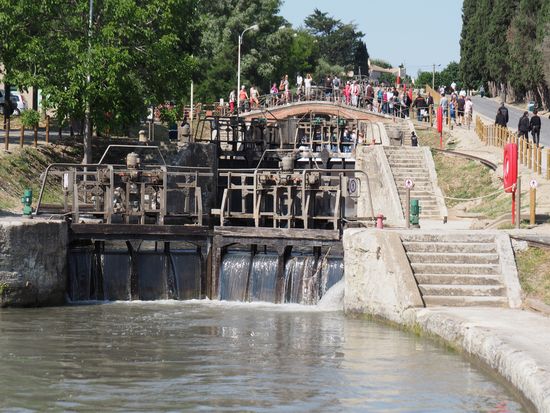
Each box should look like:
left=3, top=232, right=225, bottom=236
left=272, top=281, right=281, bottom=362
left=228, top=75, right=479, bottom=130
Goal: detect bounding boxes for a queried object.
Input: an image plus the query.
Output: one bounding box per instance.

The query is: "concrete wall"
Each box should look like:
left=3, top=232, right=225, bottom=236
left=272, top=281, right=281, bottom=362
left=355, top=146, right=405, bottom=226
left=0, top=219, right=68, bottom=307
left=343, top=228, right=423, bottom=322
left=421, top=146, right=449, bottom=219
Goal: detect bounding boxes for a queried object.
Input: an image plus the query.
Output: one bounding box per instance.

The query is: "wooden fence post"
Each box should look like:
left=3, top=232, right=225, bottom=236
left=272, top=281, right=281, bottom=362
left=46, top=115, right=50, bottom=144
left=20, top=124, right=24, bottom=148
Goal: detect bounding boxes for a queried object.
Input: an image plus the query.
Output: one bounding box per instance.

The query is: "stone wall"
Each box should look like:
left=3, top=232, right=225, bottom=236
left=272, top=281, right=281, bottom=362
left=355, top=146, right=406, bottom=227
left=343, top=228, right=423, bottom=322
left=0, top=219, right=68, bottom=307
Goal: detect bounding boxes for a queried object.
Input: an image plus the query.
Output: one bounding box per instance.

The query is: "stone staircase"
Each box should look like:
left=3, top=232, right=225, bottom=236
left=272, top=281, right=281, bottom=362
left=384, top=146, right=444, bottom=220
left=384, top=122, right=412, bottom=145
left=401, top=232, right=509, bottom=307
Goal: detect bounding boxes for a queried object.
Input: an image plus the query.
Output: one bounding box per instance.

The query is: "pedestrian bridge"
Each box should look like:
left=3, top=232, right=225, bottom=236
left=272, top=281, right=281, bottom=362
left=241, top=100, right=393, bottom=123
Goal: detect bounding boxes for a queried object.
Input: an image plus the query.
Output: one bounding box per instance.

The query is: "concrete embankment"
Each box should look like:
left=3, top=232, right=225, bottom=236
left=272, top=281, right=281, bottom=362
left=0, top=218, right=67, bottom=307
left=344, top=228, right=550, bottom=413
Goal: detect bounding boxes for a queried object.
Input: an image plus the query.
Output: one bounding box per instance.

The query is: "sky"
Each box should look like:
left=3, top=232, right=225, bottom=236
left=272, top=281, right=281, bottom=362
left=279, top=0, right=463, bottom=76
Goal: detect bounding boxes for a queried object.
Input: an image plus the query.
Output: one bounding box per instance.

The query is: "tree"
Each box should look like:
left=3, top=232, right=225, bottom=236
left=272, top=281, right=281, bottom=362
left=0, top=0, right=201, bottom=159
left=485, top=0, right=518, bottom=97
left=304, top=9, right=369, bottom=75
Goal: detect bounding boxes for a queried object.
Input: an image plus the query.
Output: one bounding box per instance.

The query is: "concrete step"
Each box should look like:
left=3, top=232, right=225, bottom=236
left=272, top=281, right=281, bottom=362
left=407, top=252, right=500, bottom=265
left=411, top=263, right=500, bottom=275
left=401, top=233, right=496, bottom=243
left=403, top=241, right=497, bottom=254
left=418, top=284, right=507, bottom=297
left=415, top=273, right=503, bottom=285
left=422, top=295, right=508, bottom=307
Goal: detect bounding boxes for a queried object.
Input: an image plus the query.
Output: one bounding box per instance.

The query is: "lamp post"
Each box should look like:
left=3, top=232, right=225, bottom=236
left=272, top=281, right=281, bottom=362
left=432, top=63, right=441, bottom=91
left=83, top=0, right=93, bottom=164
left=237, top=24, right=259, bottom=117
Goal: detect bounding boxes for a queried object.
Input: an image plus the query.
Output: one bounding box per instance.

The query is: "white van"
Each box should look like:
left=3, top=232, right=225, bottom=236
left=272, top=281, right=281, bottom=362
left=0, top=90, right=28, bottom=115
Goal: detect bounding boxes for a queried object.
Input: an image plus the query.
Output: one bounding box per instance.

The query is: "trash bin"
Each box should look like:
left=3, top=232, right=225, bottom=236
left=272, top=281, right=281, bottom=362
left=528, top=101, right=535, bottom=112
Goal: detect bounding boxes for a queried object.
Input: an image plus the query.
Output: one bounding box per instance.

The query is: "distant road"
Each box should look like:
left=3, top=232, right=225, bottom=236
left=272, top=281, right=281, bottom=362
left=471, top=96, right=550, bottom=147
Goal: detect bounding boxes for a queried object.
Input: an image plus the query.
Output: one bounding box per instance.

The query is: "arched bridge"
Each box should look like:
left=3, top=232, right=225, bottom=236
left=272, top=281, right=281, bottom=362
left=241, top=100, right=394, bottom=122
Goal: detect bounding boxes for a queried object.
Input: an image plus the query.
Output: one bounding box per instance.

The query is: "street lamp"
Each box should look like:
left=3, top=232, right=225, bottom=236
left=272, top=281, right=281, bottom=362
left=237, top=24, right=259, bottom=116
left=432, top=63, right=441, bottom=91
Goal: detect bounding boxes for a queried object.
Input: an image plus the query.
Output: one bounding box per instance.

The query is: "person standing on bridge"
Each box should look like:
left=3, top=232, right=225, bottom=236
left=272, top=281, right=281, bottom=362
left=351, top=80, right=359, bottom=107
left=229, top=89, right=236, bottom=113
left=344, top=81, right=351, bottom=105
left=250, top=85, right=259, bottom=110
left=239, top=86, right=248, bottom=112
left=366, top=82, right=374, bottom=111
left=304, top=73, right=312, bottom=100
left=270, top=83, right=279, bottom=105
left=518, top=111, right=530, bottom=141
left=530, top=109, right=541, bottom=146
left=283, top=74, right=290, bottom=103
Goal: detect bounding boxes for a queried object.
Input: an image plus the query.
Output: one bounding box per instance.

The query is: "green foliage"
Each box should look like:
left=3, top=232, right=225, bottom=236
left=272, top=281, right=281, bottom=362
left=370, top=59, right=393, bottom=69
left=159, top=107, right=179, bottom=125
left=20, top=109, right=40, bottom=128
left=0, top=0, right=201, bottom=133
left=460, top=0, right=550, bottom=108
left=304, top=9, right=369, bottom=75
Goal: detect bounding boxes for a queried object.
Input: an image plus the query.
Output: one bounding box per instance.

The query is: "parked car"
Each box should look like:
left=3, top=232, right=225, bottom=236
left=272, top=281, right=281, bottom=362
left=0, top=90, right=27, bottom=115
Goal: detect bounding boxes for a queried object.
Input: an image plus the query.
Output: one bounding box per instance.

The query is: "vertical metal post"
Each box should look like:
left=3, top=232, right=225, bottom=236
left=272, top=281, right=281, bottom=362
left=530, top=187, right=536, bottom=225
left=405, top=187, right=410, bottom=229
left=83, top=0, right=93, bottom=164
left=4, top=117, right=9, bottom=150
left=45, top=115, right=50, bottom=144
left=516, top=178, right=521, bottom=229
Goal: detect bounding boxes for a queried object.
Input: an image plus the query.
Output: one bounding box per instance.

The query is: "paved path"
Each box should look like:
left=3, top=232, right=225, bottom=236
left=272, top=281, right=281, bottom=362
left=471, top=96, right=550, bottom=147
left=412, top=307, right=550, bottom=413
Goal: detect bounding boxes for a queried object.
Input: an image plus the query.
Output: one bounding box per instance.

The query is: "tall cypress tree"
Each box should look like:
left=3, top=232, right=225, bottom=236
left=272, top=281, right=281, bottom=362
left=485, top=0, right=519, bottom=96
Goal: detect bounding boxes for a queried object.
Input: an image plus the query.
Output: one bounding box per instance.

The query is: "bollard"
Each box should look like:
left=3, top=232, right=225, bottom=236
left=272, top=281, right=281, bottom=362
left=376, top=213, right=384, bottom=229
left=410, top=199, right=420, bottom=228
left=528, top=141, right=532, bottom=170
left=530, top=187, right=536, bottom=225
left=547, top=149, right=550, bottom=180
left=4, top=117, right=10, bottom=151
left=45, top=115, right=50, bottom=144
left=20, top=124, right=24, bottom=148
left=21, top=189, right=33, bottom=216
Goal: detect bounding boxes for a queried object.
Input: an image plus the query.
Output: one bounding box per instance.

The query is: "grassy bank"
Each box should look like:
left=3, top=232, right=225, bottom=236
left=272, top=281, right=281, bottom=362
left=0, top=144, right=81, bottom=210
left=515, top=247, right=550, bottom=305
left=416, top=128, right=512, bottom=218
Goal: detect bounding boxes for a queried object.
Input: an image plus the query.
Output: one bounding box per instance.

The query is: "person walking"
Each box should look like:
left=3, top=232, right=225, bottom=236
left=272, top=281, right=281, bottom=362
left=530, top=109, right=542, bottom=146
left=464, top=96, right=473, bottom=129
left=518, top=111, right=530, bottom=140
left=457, top=94, right=465, bottom=126
left=496, top=102, right=509, bottom=127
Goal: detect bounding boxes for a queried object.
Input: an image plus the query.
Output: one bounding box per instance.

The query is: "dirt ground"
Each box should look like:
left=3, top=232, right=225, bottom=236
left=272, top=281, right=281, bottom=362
left=446, top=119, right=550, bottom=233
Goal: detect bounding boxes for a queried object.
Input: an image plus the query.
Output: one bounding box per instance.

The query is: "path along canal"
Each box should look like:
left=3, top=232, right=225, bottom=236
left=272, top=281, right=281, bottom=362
left=0, top=301, right=527, bottom=412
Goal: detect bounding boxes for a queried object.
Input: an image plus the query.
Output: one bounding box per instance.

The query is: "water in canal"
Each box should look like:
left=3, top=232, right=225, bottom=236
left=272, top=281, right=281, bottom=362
left=0, top=301, right=526, bottom=412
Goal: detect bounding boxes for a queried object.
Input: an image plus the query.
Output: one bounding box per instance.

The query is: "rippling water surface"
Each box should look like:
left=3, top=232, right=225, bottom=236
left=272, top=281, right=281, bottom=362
left=0, top=301, right=525, bottom=412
